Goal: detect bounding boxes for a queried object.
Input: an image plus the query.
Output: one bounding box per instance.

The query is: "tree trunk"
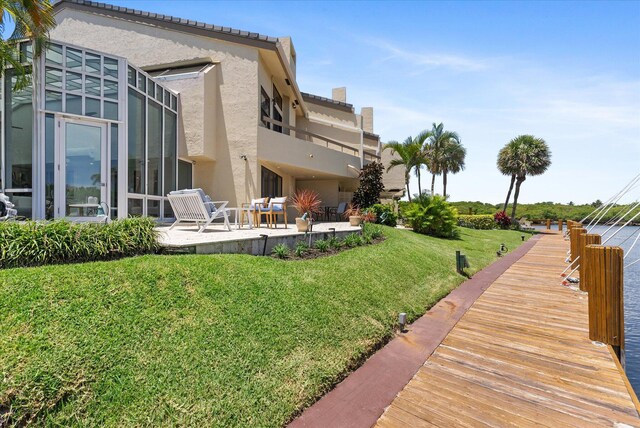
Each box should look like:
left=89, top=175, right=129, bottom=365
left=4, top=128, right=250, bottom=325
left=406, top=172, right=412, bottom=202
left=442, top=171, right=448, bottom=200
left=417, top=166, right=422, bottom=196
left=431, top=173, right=436, bottom=196
left=511, top=175, right=526, bottom=220
left=503, top=174, right=516, bottom=212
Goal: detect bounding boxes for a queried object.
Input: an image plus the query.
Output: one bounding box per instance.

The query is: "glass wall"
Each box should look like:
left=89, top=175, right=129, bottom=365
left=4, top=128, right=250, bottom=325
left=1, top=40, right=179, bottom=220
left=127, top=66, right=178, bottom=219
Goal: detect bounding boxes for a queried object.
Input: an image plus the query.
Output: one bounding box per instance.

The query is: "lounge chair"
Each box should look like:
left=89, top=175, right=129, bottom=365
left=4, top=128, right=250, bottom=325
left=259, top=196, right=288, bottom=228
left=518, top=217, right=534, bottom=230
left=167, top=189, right=231, bottom=233
left=328, top=202, right=347, bottom=221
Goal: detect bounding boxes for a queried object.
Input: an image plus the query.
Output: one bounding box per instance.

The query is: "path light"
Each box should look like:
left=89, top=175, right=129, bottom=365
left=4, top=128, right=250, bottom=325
left=399, top=313, right=407, bottom=332
left=329, top=227, right=336, bottom=238
left=260, top=234, right=268, bottom=256
left=521, top=235, right=525, bottom=241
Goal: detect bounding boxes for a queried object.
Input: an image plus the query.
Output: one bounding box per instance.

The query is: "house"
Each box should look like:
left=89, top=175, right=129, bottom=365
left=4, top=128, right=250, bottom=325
left=0, top=0, right=404, bottom=220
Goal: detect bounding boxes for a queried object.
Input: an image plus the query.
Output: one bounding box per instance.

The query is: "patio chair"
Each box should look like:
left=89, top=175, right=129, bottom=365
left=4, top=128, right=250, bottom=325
left=242, top=197, right=268, bottom=228
left=328, top=202, right=347, bottom=221
left=259, top=196, right=288, bottom=228
left=167, top=189, right=231, bottom=233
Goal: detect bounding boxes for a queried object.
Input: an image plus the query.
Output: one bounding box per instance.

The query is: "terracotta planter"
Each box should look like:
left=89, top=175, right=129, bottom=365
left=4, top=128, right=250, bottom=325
left=296, top=217, right=309, bottom=232
left=349, top=216, right=362, bottom=227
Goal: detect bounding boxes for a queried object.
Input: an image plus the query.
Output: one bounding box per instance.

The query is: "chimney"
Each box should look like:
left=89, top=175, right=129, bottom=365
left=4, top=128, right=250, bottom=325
left=361, top=107, right=374, bottom=133
left=332, top=87, right=346, bottom=103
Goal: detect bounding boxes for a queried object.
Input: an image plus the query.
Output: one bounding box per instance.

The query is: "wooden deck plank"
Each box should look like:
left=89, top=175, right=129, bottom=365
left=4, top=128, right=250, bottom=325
left=376, top=233, right=640, bottom=428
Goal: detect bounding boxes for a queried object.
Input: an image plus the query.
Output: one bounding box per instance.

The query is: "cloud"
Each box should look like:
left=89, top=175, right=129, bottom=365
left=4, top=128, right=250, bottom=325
left=365, top=38, right=489, bottom=72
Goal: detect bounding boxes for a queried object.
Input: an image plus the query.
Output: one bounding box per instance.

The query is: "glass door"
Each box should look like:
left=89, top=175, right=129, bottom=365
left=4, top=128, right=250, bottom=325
left=55, top=119, right=107, bottom=220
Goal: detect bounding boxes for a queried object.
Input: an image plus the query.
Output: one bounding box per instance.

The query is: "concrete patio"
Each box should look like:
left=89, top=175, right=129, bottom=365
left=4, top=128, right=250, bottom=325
left=157, top=221, right=361, bottom=255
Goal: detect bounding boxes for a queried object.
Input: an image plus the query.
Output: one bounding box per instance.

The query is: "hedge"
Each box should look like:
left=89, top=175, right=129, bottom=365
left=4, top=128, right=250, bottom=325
left=0, top=217, right=159, bottom=269
left=457, top=214, right=495, bottom=230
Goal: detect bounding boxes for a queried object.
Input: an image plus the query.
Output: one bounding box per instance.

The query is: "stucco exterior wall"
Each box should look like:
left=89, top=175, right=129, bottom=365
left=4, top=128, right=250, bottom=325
left=381, top=148, right=406, bottom=194
left=51, top=8, right=259, bottom=206
left=296, top=179, right=340, bottom=207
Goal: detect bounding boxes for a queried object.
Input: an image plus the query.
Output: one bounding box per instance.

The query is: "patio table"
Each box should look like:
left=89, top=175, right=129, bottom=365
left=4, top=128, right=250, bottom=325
left=226, top=207, right=253, bottom=229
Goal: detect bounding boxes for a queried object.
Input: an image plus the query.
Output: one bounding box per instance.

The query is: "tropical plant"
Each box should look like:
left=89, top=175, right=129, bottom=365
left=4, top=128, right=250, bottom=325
left=384, top=137, right=422, bottom=202
left=361, top=209, right=377, bottom=223
left=440, top=139, right=466, bottom=199
left=343, top=233, right=363, bottom=247
left=327, top=236, right=342, bottom=250
left=291, top=189, right=321, bottom=218
left=404, top=194, right=459, bottom=238
left=352, top=161, right=384, bottom=208
left=294, top=241, right=309, bottom=257
left=494, top=211, right=512, bottom=229
left=0, top=0, right=56, bottom=90
left=314, top=239, right=329, bottom=252
left=368, top=203, right=397, bottom=227
left=457, top=214, right=495, bottom=230
left=343, top=203, right=362, bottom=219
left=362, top=222, right=384, bottom=240
left=423, top=123, right=461, bottom=197
left=496, top=135, right=551, bottom=219
left=271, top=243, right=290, bottom=259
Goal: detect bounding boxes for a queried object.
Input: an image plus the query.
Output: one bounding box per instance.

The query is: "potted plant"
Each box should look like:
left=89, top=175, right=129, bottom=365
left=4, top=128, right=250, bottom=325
left=291, top=189, right=321, bottom=232
left=344, top=203, right=362, bottom=226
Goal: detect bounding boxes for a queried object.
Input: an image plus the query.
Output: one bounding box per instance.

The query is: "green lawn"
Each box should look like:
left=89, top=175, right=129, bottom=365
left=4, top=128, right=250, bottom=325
left=1, top=227, right=528, bottom=426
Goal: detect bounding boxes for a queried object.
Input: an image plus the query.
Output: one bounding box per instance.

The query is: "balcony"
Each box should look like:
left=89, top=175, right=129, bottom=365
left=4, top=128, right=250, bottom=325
left=261, top=117, right=380, bottom=166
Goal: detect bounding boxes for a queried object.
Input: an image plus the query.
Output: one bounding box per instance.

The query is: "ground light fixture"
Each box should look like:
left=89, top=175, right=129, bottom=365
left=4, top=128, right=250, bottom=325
left=521, top=235, right=525, bottom=241
left=329, top=227, right=336, bottom=238
left=260, top=234, right=268, bottom=256
left=399, top=313, right=407, bottom=332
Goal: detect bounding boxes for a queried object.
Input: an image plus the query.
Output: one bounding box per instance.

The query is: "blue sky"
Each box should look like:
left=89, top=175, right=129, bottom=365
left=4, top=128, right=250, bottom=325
left=108, top=1, right=639, bottom=204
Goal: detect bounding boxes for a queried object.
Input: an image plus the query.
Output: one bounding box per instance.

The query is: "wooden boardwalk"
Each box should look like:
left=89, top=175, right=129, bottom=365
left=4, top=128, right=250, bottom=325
left=376, top=233, right=640, bottom=427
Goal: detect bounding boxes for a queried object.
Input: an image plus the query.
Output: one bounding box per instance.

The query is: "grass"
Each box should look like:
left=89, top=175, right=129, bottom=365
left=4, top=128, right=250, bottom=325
left=0, top=227, right=528, bottom=426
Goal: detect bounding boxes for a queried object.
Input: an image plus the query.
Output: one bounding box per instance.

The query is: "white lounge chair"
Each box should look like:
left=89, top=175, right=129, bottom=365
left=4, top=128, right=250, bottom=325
left=167, top=189, right=231, bottom=233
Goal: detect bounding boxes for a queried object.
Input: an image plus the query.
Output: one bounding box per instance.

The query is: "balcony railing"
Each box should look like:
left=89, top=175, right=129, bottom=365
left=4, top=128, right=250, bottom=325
left=261, top=116, right=381, bottom=161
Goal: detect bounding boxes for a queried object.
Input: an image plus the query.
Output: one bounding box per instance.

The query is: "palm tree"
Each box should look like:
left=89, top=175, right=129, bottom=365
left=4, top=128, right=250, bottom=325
left=497, top=135, right=551, bottom=219
left=0, top=0, right=56, bottom=90
left=423, top=122, right=460, bottom=196
left=440, top=139, right=466, bottom=199
left=384, top=136, right=422, bottom=202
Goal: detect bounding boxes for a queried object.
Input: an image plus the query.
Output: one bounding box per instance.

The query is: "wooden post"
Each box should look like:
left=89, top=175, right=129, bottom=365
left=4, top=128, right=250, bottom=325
left=578, top=233, right=601, bottom=291
left=546, top=219, right=551, bottom=229
left=584, top=245, right=624, bottom=358
left=569, top=226, right=586, bottom=265
left=558, top=219, right=563, bottom=231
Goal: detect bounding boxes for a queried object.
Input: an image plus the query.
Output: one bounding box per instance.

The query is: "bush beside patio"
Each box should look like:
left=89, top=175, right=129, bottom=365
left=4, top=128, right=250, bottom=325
left=0, top=218, right=158, bottom=269
left=1, top=227, right=526, bottom=426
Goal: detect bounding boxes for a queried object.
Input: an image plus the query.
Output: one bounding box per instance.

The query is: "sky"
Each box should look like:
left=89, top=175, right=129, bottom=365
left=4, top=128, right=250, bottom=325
left=106, top=1, right=639, bottom=204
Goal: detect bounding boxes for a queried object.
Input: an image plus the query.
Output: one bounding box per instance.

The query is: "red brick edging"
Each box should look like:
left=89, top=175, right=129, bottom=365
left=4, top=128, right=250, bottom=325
left=289, top=235, right=542, bottom=428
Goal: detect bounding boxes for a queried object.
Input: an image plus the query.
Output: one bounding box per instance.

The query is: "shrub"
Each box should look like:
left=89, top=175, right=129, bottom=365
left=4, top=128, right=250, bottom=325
left=404, top=195, right=459, bottom=238
left=291, top=189, right=322, bottom=218
left=314, top=239, right=329, bottom=252
left=368, top=204, right=397, bottom=227
left=272, top=243, right=290, bottom=259
left=0, top=218, right=158, bottom=269
left=352, top=162, right=384, bottom=209
left=494, top=211, right=512, bottom=229
left=328, top=236, right=342, bottom=250
left=362, top=223, right=384, bottom=240
left=294, top=241, right=309, bottom=257
left=343, top=233, right=363, bottom=247
left=458, top=214, right=495, bottom=230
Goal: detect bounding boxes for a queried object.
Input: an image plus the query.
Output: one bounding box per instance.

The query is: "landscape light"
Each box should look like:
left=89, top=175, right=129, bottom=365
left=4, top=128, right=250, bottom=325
left=259, top=234, right=268, bottom=256
left=399, top=313, right=407, bottom=332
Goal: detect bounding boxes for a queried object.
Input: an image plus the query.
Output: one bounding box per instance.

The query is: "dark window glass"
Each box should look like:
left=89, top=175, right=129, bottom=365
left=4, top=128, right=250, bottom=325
left=110, top=124, right=118, bottom=218
left=4, top=70, right=33, bottom=189
left=147, top=100, right=163, bottom=196
left=272, top=85, right=283, bottom=133
left=104, top=57, right=118, bottom=79
left=65, top=94, right=82, bottom=115
left=45, top=43, right=62, bottom=65
left=261, top=167, right=282, bottom=198
left=66, top=71, right=82, bottom=92
left=104, top=101, right=118, bottom=120
left=85, top=53, right=101, bottom=75
left=164, top=201, right=174, bottom=219
left=147, top=199, right=160, bottom=218
left=164, top=110, right=177, bottom=195
left=178, top=160, right=192, bottom=190
left=85, top=75, right=101, bottom=96
left=66, top=47, right=82, bottom=70
left=137, top=73, right=146, bottom=92
left=45, top=67, right=62, bottom=89
left=128, top=88, right=145, bottom=193
left=104, top=79, right=118, bottom=99
left=45, top=114, right=55, bottom=219
left=85, top=97, right=100, bottom=117
left=127, top=198, right=143, bottom=217
left=128, top=66, right=136, bottom=86
left=5, top=192, right=32, bottom=218
left=260, top=87, right=270, bottom=128
left=45, top=90, right=62, bottom=111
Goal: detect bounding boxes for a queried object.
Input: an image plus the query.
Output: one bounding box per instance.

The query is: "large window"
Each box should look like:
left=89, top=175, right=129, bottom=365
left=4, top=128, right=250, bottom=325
left=261, top=167, right=282, bottom=198
left=128, top=88, right=145, bottom=194
left=178, top=160, right=193, bottom=190
left=272, top=85, right=283, bottom=133
left=147, top=100, right=162, bottom=196
left=260, top=87, right=270, bottom=128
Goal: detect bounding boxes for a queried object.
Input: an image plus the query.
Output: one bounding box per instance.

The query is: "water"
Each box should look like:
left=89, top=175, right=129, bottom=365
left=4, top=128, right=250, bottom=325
left=537, top=225, right=640, bottom=393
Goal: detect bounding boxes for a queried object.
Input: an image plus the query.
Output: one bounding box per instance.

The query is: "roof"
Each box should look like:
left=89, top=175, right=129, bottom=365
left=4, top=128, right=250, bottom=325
left=301, top=92, right=354, bottom=113
left=363, top=131, right=380, bottom=141
left=53, top=0, right=279, bottom=48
